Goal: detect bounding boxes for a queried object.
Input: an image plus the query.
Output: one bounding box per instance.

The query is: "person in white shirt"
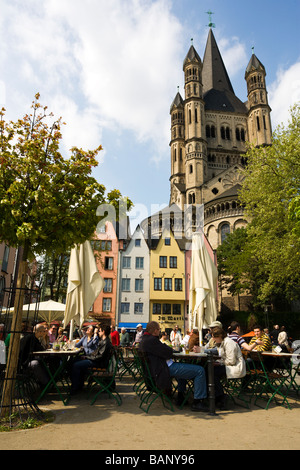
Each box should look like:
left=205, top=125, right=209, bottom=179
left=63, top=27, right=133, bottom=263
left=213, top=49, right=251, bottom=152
left=170, top=325, right=182, bottom=346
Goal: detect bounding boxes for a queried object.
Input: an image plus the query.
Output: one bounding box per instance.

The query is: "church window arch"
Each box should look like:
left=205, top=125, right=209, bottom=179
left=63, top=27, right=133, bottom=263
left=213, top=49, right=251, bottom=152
left=189, top=164, right=193, bottom=174
left=220, top=223, right=230, bottom=243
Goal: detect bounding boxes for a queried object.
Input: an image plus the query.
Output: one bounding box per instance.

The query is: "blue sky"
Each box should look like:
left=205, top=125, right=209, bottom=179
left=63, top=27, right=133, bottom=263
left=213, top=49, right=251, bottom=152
left=1, top=0, right=300, bottom=231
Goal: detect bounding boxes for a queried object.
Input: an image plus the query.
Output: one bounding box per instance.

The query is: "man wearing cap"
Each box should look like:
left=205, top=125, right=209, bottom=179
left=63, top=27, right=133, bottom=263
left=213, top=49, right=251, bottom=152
left=205, top=321, right=223, bottom=348
left=133, top=324, right=143, bottom=346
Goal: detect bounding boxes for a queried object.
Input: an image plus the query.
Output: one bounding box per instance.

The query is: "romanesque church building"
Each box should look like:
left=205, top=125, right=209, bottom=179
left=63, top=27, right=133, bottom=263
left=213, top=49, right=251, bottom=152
left=169, top=28, right=272, bottom=250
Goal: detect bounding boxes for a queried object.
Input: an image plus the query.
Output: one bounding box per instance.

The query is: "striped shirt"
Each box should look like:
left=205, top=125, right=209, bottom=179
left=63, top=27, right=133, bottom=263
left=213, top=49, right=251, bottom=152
left=249, top=333, right=272, bottom=352
left=228, top=332, right=246, bottom=349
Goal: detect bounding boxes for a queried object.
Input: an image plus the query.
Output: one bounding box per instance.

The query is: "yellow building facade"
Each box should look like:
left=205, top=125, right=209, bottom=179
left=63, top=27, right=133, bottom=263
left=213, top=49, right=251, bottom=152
left=149, top=230, right=185, bottom=333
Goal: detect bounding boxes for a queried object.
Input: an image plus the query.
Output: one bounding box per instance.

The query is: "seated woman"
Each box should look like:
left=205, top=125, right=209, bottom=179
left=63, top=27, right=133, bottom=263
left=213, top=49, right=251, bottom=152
left=195, top=327, right=246, bottom=409
left=160, top=331, right=172, bottom=347
left=76, top=325, right=99, bottom=354
left=70, top=325, right=112, bottom=394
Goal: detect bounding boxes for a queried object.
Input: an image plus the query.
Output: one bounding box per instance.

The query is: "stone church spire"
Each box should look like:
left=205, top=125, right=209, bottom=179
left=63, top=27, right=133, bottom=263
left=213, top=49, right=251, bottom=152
left=245, top=50, right=272, bottom=146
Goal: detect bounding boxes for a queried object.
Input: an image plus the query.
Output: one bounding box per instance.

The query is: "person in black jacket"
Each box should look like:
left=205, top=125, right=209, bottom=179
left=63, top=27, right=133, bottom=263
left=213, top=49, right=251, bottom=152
left=140, top=321, right=208, bottom=412
left=70, top=324, right=112, bottom=394
left=19, top=323, right=50, bottom=386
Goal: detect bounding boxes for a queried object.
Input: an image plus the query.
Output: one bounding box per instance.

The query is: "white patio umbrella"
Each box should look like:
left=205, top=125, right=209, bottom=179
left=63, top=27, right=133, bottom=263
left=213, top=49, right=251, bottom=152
left=8, top=299, right=66, bottom=324
left=189, top=232, right=218, bottom=345
left=63, top=240, right=103, bottom=334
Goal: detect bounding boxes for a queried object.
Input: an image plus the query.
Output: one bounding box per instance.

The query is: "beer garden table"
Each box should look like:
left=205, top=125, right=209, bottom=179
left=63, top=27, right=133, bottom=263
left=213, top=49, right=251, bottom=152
left=173, top=350, right=217, bottom=415
left=31, top=348, right=80, bottom=406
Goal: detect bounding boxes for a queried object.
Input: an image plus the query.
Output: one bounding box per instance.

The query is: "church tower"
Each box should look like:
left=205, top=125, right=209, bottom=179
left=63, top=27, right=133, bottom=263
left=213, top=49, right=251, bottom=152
left=245, top=52, right=272, bottom=146
left=183, top=44, right=206, bottom=206
left=170, top=91, right=185, bottom=209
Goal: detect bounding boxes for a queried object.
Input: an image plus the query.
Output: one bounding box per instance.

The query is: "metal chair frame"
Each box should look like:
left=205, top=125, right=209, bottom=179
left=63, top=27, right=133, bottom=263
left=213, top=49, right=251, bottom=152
left=87, top=349, right=122, bottom=406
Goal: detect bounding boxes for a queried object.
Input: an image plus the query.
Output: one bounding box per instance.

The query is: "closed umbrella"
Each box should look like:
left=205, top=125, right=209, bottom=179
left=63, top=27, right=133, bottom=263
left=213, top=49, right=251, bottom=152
left=8, top=299, right=66, bottom=324
left=63, top=240, right=103, bottom=330
left=189, top=232, right=218, bottom=345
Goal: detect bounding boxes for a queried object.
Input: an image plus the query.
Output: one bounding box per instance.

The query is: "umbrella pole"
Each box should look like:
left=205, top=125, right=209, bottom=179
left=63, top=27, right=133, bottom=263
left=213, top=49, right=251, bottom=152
left=206, top=350, right=217, bottom=416
left=69, top=320, right=74, bottom=341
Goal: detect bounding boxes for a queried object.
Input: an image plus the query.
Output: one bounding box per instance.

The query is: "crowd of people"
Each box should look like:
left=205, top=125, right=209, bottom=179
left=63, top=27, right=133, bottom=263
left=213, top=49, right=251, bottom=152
left=0, top=317, right=294, bottom=411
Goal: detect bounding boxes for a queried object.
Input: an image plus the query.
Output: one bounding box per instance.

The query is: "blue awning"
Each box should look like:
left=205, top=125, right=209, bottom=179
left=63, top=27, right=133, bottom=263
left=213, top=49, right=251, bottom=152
left=118, top=322, right=147, bottom=330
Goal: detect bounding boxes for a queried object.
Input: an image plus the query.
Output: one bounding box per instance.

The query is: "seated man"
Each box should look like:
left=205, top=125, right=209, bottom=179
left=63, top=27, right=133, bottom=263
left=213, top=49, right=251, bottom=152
left=249, top=325, right=272, bottom=352
left=140, top=321, right=208, bottom=412
left=70, top=325, right=112, bottom=394
left=19, top=323, right=50, bottom=387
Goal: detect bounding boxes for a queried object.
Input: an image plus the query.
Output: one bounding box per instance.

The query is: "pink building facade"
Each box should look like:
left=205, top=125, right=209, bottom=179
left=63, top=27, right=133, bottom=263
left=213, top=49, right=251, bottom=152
left=90, top=222, right=120, bottom=328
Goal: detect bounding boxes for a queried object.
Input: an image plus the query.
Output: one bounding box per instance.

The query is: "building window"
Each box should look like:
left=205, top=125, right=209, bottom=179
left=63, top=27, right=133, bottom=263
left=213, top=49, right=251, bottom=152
left=104, top=278, right=112, bottom=293
left=159, top=256, right=167, bottom=268
left=221, top=223, right=230, bottom=243
left=256, top=116, right=260, bottom=131
left=121, top=302, right=130, bottom=314
left=165, top=238, right=171, bottom=246
left=173, top=304, right=181, bottom=315
left=0, top=276, right=5, bottom=305
left=135, top=257, right=144, bottom=269
left=154, top=278, right=162, bottom=291
left=121, top=278, right=131, bottom=291
left=169, top=256, right=177, bottom=268
left=221, top=126, right=230, bottom=140
left=134, top=303, right=143, bottom=314
left=98, top=224, right=106, bottom=233
left=206, top=125, right=216, bottom=138
left=163, top=303, right=171, bottom=315
left=164, top=278, right=172, bottom=291
left=122, top=256, right=131, bottom=269
left=153, top=303, right=161, bottom=315
left=2, top=245, right=9, bottom=272
left=104, top=257, right=113, bottom=270
left=135, top=239, right=141, bottom=247
left=103, top=298, right=111, bottom=312
left=90, top=240, right=101, bottom=251
left=135, top=279, right=144, bottom=292
left=174, top=279, right=182, bottom=291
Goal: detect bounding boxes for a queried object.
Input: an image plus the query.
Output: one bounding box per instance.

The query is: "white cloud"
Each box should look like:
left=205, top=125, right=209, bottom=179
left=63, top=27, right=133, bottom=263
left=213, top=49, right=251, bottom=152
left=217, top=36, right=247, bottom=78
left=269, top=61, right=300, bottom=128
left=0, top=0, right=183, bottom=162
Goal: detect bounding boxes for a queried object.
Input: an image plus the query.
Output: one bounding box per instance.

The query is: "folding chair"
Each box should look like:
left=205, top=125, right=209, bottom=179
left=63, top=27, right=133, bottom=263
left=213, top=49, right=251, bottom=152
left=136, top=349, right=174, bottom=413
left=117, top=347, right=137, bottom=380
left=221, top=376, right=251, bottom=409
left=249, top=351, right=291, bottom=410
left=131, top=348, right=147, bottom=397
left=87, top=348, right=122, bottom=406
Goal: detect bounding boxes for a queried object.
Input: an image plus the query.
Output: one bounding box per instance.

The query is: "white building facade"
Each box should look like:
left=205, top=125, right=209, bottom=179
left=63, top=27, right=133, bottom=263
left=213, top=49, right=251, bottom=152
left=117, top=226, right=150, bottom=331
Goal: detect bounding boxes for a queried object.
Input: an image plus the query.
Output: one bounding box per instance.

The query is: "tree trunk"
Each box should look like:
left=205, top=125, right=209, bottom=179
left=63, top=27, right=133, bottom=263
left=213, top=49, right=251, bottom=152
left=0, top=243, right=29, bottom=417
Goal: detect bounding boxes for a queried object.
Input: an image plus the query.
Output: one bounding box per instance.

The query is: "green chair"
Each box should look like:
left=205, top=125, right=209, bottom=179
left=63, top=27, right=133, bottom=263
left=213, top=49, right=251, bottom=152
left=249, top=351, right=291, bottom=410
left=117, top=347, right=137, bottom=380
left=136, top=349, right=174, bottom=413
left=87, top=348, right=122, bottom=406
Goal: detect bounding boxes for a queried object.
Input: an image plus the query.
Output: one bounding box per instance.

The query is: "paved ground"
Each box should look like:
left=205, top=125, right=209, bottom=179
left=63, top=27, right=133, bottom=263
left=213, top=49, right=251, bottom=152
left=1, top=376, right=300, bottom=451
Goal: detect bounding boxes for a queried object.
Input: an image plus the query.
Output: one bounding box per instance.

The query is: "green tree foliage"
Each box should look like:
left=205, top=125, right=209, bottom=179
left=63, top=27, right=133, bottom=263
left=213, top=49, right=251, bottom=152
left=239, top=104, right=300, bottom=305
left=0, top=94, right=133, bottom=413
left=216, top=228, right=267, bottom=308
left=0, top=94, right=115, bottom=258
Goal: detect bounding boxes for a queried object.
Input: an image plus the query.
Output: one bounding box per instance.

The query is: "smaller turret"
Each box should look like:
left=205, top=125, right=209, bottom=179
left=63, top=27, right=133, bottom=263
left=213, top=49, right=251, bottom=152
left=245, top=51, right=272, bottom=146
